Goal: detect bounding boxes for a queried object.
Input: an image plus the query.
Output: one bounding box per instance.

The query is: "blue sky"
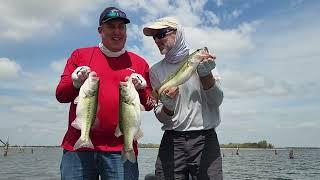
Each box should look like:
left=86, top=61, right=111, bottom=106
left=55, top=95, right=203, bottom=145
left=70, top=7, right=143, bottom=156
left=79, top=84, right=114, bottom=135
left=0, top=0, right=319, bottom=147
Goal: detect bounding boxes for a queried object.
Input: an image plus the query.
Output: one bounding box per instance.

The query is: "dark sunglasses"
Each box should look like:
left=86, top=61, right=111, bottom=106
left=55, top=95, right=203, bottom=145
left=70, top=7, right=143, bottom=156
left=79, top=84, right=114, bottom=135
left=153, top=28, right=176, bottom=40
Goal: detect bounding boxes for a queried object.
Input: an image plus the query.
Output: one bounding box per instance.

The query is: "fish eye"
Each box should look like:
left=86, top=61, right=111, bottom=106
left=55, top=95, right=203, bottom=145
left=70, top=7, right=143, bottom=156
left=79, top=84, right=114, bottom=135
left=196, top=49, right=201, bottom=51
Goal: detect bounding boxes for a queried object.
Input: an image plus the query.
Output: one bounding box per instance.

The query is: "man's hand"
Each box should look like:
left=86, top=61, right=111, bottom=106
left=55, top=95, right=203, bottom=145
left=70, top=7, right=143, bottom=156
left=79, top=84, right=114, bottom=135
left=159, top=86, right=179, bottom=112
left=71, top=66, right=91, bottom=88
left=197, top=58, right=216, bottom=77
left=131, top=73, right=147, bottom=90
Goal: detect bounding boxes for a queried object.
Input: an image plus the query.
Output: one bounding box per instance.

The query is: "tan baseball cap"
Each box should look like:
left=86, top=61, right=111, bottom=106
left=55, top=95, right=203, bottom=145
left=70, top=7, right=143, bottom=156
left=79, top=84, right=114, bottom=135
left=143, top=17, right=178, bottom=36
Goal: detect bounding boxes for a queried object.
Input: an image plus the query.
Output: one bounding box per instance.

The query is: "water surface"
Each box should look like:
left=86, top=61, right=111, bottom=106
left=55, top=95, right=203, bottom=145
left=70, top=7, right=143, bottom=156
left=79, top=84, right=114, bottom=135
left=0, top=147, right=319, bottom=179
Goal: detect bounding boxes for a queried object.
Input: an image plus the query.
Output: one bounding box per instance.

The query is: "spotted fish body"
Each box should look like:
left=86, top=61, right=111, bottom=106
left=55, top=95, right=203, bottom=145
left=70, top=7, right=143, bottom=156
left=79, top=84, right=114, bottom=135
left=72, top=71, right=99, bottom=150
left=157, top=47, right=213, bottom=97
left=115, top=75, right=142, bottom=163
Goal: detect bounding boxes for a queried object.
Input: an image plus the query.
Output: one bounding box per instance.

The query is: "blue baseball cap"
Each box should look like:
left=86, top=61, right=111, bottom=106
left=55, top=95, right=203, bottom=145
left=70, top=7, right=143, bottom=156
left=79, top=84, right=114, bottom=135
left=99, top=7, right=130, bottom=25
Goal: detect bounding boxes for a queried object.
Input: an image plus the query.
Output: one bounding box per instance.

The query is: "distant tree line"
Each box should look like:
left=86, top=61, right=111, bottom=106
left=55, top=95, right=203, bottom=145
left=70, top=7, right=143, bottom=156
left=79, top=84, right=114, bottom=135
left=2, top=145, right=60, bottom=147
left=221, top=140, right=274, bottom=149
left=138, top=143, right=160, bottom=148
left=2, top=141, right=273, bottom=149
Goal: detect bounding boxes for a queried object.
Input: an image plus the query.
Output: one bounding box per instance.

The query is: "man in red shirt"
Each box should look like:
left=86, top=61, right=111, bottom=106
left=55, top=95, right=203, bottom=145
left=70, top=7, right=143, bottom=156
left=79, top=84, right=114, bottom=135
left=56, top=6, right=153, bottom=180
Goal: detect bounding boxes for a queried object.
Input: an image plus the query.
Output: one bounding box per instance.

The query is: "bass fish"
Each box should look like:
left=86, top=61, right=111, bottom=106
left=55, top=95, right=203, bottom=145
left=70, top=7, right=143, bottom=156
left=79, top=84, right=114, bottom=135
left=72, top=71, right=99, bottom=150
left=156, top=47, right=214, bottom=97
left=115, top=75, right=143, bottom=163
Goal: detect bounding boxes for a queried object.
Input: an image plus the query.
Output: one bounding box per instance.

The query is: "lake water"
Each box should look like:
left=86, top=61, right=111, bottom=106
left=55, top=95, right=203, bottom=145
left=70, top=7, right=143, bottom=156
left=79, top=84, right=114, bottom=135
left=0, top=147, right=319, bottom=180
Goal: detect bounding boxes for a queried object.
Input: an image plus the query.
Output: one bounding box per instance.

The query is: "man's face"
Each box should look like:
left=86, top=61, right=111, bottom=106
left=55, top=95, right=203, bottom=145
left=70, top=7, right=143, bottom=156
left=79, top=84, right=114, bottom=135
left=153, top=29, right=176, bottom=55
left=98, top=19, right=127, bottom=52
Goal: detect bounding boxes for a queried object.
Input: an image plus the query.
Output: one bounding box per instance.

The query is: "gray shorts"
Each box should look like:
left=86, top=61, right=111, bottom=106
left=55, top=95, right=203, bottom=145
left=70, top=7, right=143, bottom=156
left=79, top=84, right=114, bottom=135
left=155, top=129, right=223, bottom=180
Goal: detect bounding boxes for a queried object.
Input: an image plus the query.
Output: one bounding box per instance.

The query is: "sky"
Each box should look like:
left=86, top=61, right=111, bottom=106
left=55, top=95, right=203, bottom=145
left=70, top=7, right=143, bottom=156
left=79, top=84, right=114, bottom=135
left=0, top=0, right=319, bottom=147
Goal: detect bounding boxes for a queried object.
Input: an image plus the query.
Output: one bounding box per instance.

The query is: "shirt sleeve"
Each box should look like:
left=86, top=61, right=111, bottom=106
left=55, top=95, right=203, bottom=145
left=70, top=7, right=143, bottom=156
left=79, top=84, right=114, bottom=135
left=153, top=103, right=173, bottom=124
left=203, top=79, right=224, bottom=107
left=55, top=50, right=80, bottom=103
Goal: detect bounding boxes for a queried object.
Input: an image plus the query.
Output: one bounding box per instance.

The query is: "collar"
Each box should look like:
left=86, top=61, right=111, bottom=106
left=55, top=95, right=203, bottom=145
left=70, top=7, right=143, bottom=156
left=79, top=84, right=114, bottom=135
left=98, top=42, right=126, bottom=57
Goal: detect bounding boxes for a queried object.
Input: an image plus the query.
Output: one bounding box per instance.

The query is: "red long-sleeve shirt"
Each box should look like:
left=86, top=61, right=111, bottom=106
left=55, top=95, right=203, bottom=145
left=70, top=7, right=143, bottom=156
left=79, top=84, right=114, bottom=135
left=56, top=46, right=153, bottom=153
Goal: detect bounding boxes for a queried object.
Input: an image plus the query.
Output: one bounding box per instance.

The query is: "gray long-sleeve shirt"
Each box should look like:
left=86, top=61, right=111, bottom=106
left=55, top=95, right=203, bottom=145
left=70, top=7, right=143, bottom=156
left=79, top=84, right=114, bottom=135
left=150, top=59, right=224, bottom=131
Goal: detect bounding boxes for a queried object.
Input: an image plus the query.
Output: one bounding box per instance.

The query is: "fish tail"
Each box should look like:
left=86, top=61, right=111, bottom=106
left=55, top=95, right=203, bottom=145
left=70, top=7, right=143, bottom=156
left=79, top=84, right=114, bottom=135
left=121, top=148, right=136, bottom=163
left=73, top=137, right=94, bottom=150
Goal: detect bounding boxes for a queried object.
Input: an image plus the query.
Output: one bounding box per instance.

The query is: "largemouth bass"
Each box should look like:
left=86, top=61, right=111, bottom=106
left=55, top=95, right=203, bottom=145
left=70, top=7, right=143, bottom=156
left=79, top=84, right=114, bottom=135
left=156, top=47, right=213, bottom=97
left=115, top=74, right=143, bottom=163
left=71, top=71, right=99, bottom=150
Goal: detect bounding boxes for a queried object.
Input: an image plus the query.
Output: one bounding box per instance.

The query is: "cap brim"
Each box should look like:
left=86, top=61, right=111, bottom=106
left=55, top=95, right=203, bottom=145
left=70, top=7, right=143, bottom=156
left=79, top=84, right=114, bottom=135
left=143, top=25, right=170, bottom=36
left=101, top=17, right=130, bottom=25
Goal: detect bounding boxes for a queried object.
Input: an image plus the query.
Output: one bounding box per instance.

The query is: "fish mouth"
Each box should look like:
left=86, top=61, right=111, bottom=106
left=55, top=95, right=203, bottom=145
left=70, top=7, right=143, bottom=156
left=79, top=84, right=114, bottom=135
left=199, top=47, right=214, bottom=59
left=205, top=54, right=214, bottom=59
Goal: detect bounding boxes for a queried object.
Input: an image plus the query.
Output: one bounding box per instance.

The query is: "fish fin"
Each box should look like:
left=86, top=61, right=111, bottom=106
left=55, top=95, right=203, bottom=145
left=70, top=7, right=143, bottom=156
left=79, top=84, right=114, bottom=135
left=73, top=137, right=94, bottom=150
left=134, top=128, right=143, bottom=141
left=71, top=118, right=81, bottom=130
left=74, top=96, right=79, bottom=104
left=121, top=149, right=136, bottom=163
left=139, top=104, right=145, bottom=111
left=114, top=123, right=123, bottom=137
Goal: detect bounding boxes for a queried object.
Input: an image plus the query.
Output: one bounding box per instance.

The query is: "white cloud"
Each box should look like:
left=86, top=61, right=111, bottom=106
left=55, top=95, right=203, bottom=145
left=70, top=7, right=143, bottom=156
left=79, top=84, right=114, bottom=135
left=184, top=24, right=255, bottom=60
left=290, top=0, right=305, bottom=8
left=50, top=58, right=67, bottom=73
left=27, top=72, right=61, bottom=96
left=239, top=5, right=320, bottom=87
left=132, top=1, right=257, bottom=64
left=213, top=0, right=224, bottom=7
left=125, top=0, right=239, bottom=76
left=116, top=0, right=172, bottom=18
left=203, top=11, right=220, bottom=26
left=117, top=0, right=218, bottom=28
left=32, top=83, right=56, bottom=95
left=11, top=105, right=53, bottom=113
left=127, top=24, right=141, bottom=42
left=0, top=0, right=102, bottom=41
left=231, top=9, right=242, bottom=18
left=222, top=70, right=291, bottom=98
left=0, top=58, right=21, bottom=80
left=0, top=57, right=62, bottom=97
left=0, top=96, right=20, bottom=106
left=276, top=121, right=320, bottom=129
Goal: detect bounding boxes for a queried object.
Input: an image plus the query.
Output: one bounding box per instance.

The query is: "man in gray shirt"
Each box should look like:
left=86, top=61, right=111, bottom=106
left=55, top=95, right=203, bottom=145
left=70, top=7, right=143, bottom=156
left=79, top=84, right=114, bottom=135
left=143, top=17, right=224, bottom=179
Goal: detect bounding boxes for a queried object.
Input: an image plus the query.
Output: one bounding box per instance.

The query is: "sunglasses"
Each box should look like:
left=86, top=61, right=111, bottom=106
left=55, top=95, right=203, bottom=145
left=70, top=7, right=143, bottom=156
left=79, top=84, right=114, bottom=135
left=105, top=9, right=126, bottom=18
left=153, top=28, right=176, bottom=40
left=100, top=9, right=128, bottom=25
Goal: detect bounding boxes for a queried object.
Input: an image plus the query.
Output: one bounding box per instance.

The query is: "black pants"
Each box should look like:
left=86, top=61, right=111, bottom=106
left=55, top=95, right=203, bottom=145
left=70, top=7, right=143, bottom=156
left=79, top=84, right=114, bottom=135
left=155, top=129, right=223, bottom=180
